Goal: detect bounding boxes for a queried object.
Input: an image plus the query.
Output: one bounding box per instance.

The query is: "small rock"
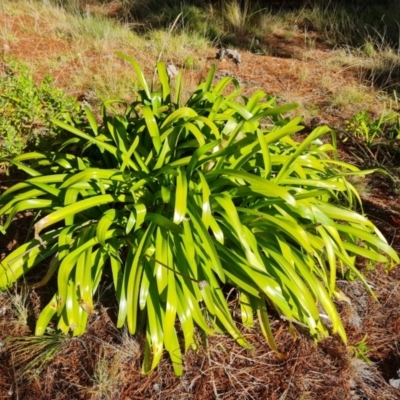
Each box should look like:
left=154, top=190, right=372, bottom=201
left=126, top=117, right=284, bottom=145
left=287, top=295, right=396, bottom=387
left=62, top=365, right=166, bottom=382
left=226, top=49, right=241, bottom=64
left=153, top=383, right=161, bottom=393
left=216, top=48, right=226, bottom=60
left=216, top=48, right=241, bottom=65
left=389, top=369, right=400, bottom=389
left=167, top=64, right=178, bottom=78
left=389, top=378, right=400, bottom=389
left=3, top=44, right=10, bottom=52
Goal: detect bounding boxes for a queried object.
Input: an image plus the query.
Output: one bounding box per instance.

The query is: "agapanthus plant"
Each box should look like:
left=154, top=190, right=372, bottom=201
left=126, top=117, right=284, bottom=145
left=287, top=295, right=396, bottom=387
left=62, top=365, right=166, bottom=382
left=1, top=53, right=398, bottom=375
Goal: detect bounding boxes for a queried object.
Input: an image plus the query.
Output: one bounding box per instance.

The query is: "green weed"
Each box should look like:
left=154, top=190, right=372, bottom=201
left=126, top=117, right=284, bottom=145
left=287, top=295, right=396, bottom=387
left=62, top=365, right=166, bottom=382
left=351, top=335, right=373, bottom=365
left=346, top=109, right=400, bottom=147
left=183, top=55, right=196, bottom=69
left=0, top=57, right=82, bottom=159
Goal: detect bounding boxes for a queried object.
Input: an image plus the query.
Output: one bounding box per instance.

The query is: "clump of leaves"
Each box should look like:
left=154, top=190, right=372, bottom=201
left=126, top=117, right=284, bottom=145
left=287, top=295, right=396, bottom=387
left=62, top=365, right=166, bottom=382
left=345, top=109, right=400, bottom=178
left=350, top=334, right=373, bottom=365
left=0, top=53, right=398, bottom=375
left=183, top=55, right=196, bottom=69
left=346, top=109, right=400, bottom=147
left=0, top=57, right=82, bottom=159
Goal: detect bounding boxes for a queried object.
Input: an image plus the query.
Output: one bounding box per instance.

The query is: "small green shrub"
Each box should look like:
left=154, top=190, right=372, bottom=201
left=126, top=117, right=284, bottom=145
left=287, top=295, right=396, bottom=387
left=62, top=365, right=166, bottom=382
left=350, top=334, right=373, bottom=365
left=0, top=54, right=398, bottom=376
left=362, top=42, right=376, bottom=57
left=183, top=55, right=196, bottom=69
left=0, top=57, right=82, bottom=159
left=346, top=109, right=400, bottom=147
left=345, top=108, right=400, bottom=180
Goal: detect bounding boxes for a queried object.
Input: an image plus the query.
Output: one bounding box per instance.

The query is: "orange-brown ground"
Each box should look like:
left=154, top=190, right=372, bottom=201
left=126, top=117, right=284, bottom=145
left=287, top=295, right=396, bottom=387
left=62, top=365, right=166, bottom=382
left=0, top=10, right=381, bottom=125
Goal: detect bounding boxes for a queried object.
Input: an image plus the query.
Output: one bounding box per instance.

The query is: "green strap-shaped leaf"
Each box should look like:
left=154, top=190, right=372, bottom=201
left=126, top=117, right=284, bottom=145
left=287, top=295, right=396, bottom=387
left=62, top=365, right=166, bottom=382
left=126, top=223, right=156, bottom=334
left=203, top=63, right=215, bottom=92
left=0, top=158, right=42, bottom=176
left=238, top=207, right=313, bottom=254
left=167, top=327, right=183, bottom=376
left=120, top=135, right=140, bottom=172
left=59, top=169, right=122, bottom=189
left=175, top=70, right=182, bottom=106
left=64, top=277, right=79, bottom=334
left=215, top=194, right=265, bottom=271
left=134, top=203, right=146, bottom=231
left=160, top=107, right=198, bottom=129
left=0, top=174, right=65, bottom=201
left=240, top=291, right=254, bottom=328
left=57, top=229, right=121, bottom=315
left=207, top=169, right=297, bottom=207
left=198, top=171, right=211, bottom=229
left=176, top=283, right=196, bottom=352
left=157, top=61, right=171, bottom=102
left=0, top=189, right=46, bottom=216
left=27, top=181, right=61, bottom=198
left=96, top=209, right=117, bottom=246
left=52, top=119, right=139, bottom=171
left=114, top=241, right=128, bottom=328
left=116, top=52, right=150, bottom=98
left=257, top=129, right=272, bottom=179
left=76, top=230, right=95, bottom=316
left=164, top=263, right=178, bottom=352
left=155, top=227, right=168, bottom=296
left=289, top=247, right=347, bottom=342
left=224, top=100, right=254, bottom=120
left=317, top=226, right=337, bottom=294
left=92, top=247, right=110, bottom=290
left=187, top=202, right=225, bottom=282
left=335, top=223, right=399, bottom=262
left=142, top=106, right=162, bottom=153
left=254, top=297, right=286, bottom=359
left=2, top=199, right=54, bottom=232
left=186, top=139, right=220, bottom=180
left=342, top=242, right=388, bottom=262
left=143, top=268, right=164, bottom=374
left=84, top=106, right=99, bottom=136
left=275, top=126, right=330, bottom=184
left=139, top=258, right=151, bottom=310
left=0, top=240, right=58, bottom=290
left=248, top=103, right=299, bottom=121
left=203, top=262, right=249, bottom=348
left=35, top=194, right=133, bottom=239
left=246, top=90, right=268, bottom=112
left=63, top=188, right=80, bottom=226
left=192, top=116, right=220, bottom=139
left=126, top=210, right=136, bottom=234
left=173, top=168, right=188, bottom=225
left=145, top=213, right=183, bottom=234
left=35, top=295, right=58, bottom=335
left=58, top=225, right=76, bottom=262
